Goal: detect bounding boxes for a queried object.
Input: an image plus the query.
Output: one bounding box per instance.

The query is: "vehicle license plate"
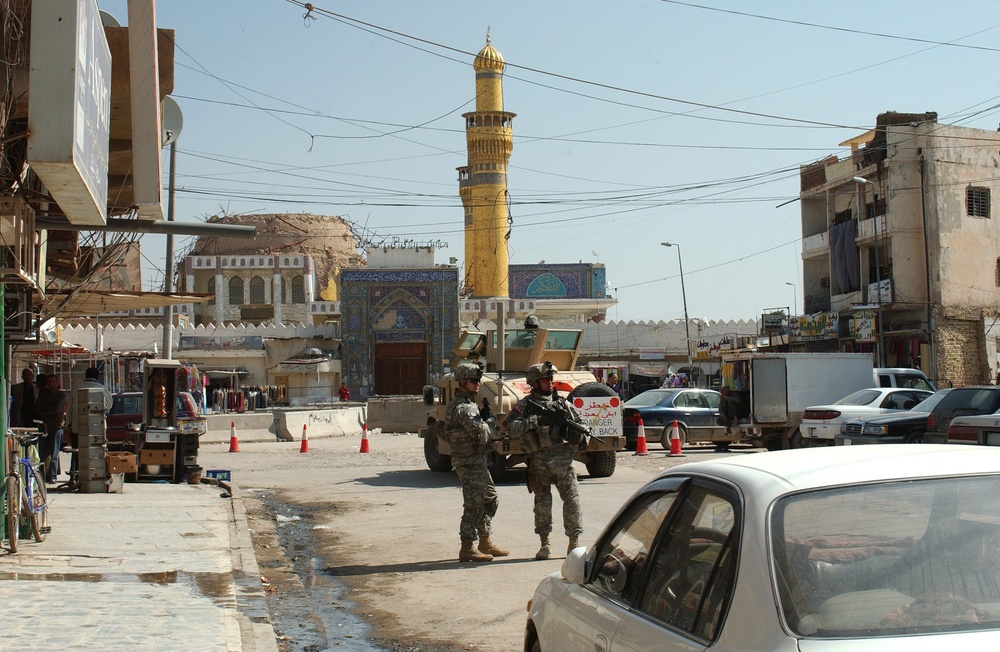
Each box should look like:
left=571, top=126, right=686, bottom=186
left=986, top=431, right=1000, bottom=446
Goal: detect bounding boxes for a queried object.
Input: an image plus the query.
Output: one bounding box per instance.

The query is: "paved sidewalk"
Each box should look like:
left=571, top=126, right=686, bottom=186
left=0, top=482, right=277, bottom=652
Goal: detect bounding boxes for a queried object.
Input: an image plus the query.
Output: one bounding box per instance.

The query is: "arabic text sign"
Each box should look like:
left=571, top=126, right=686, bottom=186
left=572, top=396, right=623, bottom=439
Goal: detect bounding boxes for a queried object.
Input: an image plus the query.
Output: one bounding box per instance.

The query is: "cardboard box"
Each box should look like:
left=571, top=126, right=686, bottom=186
left=106, top=452, right=137, bottom=474
left=139, top=449, right=174, bottom=466
left=107, top=473, right=124, bottom=493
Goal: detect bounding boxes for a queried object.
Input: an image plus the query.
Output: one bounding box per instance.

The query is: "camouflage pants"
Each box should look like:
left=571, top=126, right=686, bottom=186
left=528, top=444, right=582, bottom=537
left=453, top=463, right=499, bottom=541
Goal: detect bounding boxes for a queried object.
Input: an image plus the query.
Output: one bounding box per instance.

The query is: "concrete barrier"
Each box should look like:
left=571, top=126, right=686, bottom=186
left=366, top=396, right=428, bottom=433
left=204, top=412, right=276, bottom=444
left=272, top=406, right=366, bottom=441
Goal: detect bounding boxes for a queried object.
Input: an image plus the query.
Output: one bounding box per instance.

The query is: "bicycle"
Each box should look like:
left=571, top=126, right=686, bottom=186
left=4, top=428, right=50, bottom=553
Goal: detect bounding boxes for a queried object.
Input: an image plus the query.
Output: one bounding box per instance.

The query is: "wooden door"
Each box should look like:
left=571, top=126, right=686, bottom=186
left=374, top=342, right=428, bottom=395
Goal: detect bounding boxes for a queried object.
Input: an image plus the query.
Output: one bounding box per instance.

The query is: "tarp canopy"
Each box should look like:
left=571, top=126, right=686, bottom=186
left=38, top=290, right=211, bottom=318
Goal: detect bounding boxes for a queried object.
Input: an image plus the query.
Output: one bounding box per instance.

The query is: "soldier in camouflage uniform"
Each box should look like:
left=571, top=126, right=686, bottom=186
left=444, top=362, right=510, bottom=562
left=507, top=361, right=587, bottom=560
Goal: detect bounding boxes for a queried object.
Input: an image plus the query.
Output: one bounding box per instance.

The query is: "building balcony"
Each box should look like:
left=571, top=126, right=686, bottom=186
left=831, top=290, right=863, bottom=314
left=856, top=215, right=886, bottom=243
left=802, top=231, right=829, bottom=258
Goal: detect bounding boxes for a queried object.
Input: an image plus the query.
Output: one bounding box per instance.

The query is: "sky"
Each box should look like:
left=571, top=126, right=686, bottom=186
left=97, top=0, right=1000, bottom=323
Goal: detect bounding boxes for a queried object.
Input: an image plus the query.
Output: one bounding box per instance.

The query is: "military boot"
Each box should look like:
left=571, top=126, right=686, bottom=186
left=535, top=534, right=552, bottom=560
left=459, top=539, right=493, bottom=562
left=478, top=535, right=509, bottom=557
left=567, top=536, right=580, bottom=554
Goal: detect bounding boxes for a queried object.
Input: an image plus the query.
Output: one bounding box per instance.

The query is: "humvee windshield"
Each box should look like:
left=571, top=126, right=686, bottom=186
left=497, top=330, right=581, bottom=351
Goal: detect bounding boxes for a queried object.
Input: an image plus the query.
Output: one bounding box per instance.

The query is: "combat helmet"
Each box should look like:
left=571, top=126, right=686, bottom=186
left=455, top=362, right=484, bottom=383
left=523, top=314, right=539, bottom=329
left=526, top=360, right=558, bottom=384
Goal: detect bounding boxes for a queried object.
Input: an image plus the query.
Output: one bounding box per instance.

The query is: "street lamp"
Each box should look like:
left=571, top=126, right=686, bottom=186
left=852, top=176, right=884, bottom=367
left=785, top=282, right=797, bottom=316
left=660, top=242, right=693, bottom=382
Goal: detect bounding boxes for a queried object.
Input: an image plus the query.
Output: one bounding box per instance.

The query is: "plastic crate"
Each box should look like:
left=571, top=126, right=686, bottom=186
left=205, top=469, right=231, bottom=482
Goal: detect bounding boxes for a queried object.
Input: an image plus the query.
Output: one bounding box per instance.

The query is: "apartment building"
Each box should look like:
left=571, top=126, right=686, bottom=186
left=799, top=111, right=1000, bottom=387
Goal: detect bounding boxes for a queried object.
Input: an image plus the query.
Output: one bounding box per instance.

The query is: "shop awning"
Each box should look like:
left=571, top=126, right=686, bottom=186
left=38, top=290, right=211, bottom=318
left=587, top=361, right=630, bottom=369
left=203, top=367, right=251, bottom=378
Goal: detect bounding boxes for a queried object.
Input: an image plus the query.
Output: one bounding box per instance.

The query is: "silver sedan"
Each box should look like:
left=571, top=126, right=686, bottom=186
left=525, top=445, right=1000, bottom=651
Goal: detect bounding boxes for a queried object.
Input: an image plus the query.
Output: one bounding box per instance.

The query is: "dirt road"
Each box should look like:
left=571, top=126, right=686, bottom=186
left=199, top=433, right=750, bottom=651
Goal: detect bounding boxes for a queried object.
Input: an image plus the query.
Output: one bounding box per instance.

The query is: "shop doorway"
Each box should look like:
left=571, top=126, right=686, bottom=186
left=374, top=342, right=427, bottom=395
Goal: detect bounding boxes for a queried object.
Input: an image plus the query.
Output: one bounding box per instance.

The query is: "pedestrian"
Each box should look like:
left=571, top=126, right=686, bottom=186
left=10, top=367, right=39, bottom=428
left=443, top=362, right=508, bottom=562
left=606, top=372, right=621, bottom=397
left=35, top=374, right=68, bottom=483
left=507, top=361, right=588, bottom=560
left=338, top=383, right=350, bottom=402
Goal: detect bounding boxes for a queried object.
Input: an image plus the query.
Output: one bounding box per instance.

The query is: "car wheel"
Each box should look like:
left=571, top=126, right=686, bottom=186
left=659, top=422, right=687, bottom=450
left=903, top=430, right=926, bottom=444
left=790, top=429, right=811, bottom=449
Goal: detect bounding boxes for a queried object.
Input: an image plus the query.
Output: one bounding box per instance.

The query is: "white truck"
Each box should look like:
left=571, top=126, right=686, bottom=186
left=720, top=351, right=875, bottom=451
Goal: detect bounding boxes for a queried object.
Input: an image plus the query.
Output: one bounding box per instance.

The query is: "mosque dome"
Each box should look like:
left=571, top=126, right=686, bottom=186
left=474, top=35, right=505, bottom=72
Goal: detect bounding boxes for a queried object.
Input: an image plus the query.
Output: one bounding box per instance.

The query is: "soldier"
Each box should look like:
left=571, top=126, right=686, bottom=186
left=443, top=362, right=509, bottom=562
left=507, top=361, right=587, bottom=560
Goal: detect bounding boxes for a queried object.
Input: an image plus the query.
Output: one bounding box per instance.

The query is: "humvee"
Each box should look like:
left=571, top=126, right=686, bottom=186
left=419, top=326, right=625, bottom=477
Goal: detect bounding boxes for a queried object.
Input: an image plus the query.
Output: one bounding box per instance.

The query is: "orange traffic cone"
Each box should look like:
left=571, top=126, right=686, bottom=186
left=359, top=422, right=370, bottom=453
left=228, top=421, right=240, bottom=453
left=634, top=417, right=649, bottom=456
left=668, top=420, right=684, bottom=457
left=300, top=423, right=309, bottom=453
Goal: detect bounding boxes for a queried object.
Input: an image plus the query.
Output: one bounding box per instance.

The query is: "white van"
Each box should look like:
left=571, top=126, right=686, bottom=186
left=874, top=367, right=935, bottom=391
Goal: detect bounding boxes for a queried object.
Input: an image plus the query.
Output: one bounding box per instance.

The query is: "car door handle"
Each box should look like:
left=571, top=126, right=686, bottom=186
left=595, top=634, right=609, bottom=652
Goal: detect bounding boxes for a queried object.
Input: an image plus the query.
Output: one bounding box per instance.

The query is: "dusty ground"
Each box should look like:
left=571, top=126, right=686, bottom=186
left=201, top=433, right=752, bottom=650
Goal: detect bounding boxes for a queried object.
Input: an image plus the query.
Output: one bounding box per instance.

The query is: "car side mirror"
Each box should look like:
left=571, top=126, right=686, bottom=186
left=561, top=546, right=588, bottom=585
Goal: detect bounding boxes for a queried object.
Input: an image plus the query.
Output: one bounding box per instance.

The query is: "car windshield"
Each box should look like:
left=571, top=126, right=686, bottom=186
left=625, top=390, right=675, bottom=407
left=907, top=389, right=951, bottom=414
left=834, top=389, right=883, bottom=406
left=771, top=475, right=1000, bottom=638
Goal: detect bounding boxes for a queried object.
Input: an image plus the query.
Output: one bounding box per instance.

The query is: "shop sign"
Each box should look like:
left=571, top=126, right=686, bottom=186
left=178, top=335, right=263, bottom=351
left=851, top=310, right=876, bottom=342
left=790, top=312, right=839, bottom=342
left=761, top=312, right=786, bottom=330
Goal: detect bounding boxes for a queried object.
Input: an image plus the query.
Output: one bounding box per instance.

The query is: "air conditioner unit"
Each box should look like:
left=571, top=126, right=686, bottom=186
left=0, top=197, right=37, bottom=287
left=820, top=277, right=831, bottom=288
left=4, top=284, right=39, bottom=342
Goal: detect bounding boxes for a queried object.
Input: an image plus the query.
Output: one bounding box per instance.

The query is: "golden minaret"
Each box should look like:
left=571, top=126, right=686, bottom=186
left=457, top=34, right=515, bottom=298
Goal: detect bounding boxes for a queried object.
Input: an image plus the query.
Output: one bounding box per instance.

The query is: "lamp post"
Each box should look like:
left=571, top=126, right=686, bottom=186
left=852, top=176, right=884, bottom=366
left=661, top=242, right=693, bottom=382
left=785, top=282, right=797, bottom=316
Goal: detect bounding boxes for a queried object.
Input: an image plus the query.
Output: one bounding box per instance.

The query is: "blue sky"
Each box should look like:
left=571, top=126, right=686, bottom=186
left=98, top=0, right=1000, bottom=322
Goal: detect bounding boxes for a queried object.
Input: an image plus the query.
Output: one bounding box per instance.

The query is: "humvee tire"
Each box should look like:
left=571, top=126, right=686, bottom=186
left=585, top=451, right=617, bottom=478
left=569, top=382, right=620, bottom=478
left=423, top=421, right=452, bottom=472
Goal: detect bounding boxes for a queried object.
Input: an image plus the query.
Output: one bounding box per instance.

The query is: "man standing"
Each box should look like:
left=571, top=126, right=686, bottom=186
left=443, top=362, right=509, bottom=562
left=507, top=362, right=588, bottom=560
left=10, top=368, right=39, bottom=427
left=338, top=383, right=350, bottom=402
left=35, top=374, right=67, bottom=483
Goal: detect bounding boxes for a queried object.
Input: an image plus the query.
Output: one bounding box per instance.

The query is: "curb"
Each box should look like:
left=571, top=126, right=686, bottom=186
left=227, top=482, right=279, bottom=652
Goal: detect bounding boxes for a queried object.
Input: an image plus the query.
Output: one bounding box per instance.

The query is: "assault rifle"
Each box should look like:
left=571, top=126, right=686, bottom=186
left=525, top=396, right=590, bottom=443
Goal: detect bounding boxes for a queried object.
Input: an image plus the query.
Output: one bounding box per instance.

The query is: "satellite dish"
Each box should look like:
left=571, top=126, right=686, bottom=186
left=162, top=96, right=184, bottom=146
left=99, top=11, right=121, bottom=27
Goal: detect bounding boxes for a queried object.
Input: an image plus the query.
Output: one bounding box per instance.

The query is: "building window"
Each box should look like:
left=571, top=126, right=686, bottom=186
left=292, top=275, right=305, bottom=304
left=249, top=276, right=265, bottom=304
left=207, top=277, right=215, bottom=306
left=968, top=186, right=991, bottom=218
left=279, top=278, right=286, bottom=304
left=229, top=277, right=244, bottom=305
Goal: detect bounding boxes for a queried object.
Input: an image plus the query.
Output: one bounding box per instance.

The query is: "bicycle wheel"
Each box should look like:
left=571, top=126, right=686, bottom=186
left=27, top=465, right=48, bottom=542
left=5, top=474, right=20, bottom=553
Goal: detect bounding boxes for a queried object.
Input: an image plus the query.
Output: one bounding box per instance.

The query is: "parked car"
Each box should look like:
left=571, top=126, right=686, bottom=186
left=622, top=388, right=738, bottom=451
left=797, top=387, right=933, bottom=446
left=836, top=388, right=952, bottom=445
left=107, top=391, right=200, bottom=441
left=873, top=367, right=936, bottom=391
left=925, top=385, right=1000, bottom=444
left=524, top=445, right=1000, bottom=652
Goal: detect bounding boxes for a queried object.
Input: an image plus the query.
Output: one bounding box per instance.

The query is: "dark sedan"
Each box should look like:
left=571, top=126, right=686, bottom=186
left=622, top=388, right=739, bottom=451
left=836, top=388, right=952, bottom=445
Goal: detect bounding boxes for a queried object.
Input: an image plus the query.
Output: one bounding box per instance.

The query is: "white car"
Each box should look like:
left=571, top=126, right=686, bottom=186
left=524, top=445, right=1000, bottom=651
left=797, top=387, right=932, bottom=446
